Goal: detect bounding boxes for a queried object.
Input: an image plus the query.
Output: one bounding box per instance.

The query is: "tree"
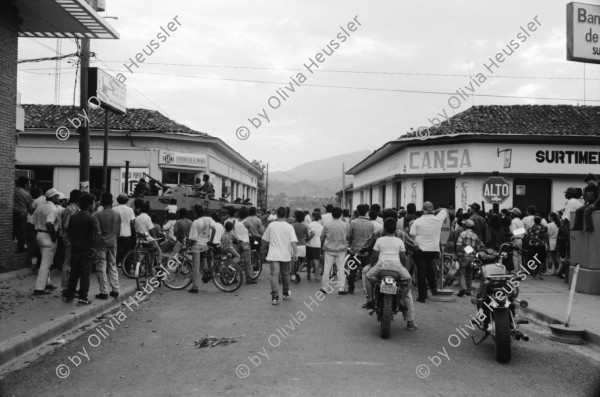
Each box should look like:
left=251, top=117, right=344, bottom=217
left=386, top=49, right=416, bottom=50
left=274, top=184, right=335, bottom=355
left=251, top=159, right=267, bottom=209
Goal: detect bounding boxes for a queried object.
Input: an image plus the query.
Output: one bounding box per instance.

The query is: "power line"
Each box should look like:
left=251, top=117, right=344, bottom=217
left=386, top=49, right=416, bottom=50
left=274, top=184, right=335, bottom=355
left=18, top=52, right=83, bottom=64
left=92, top=56, right=175, bottom=119
left=19, top=67, right=600, bottom=103
left=25, top=38, right=58, bottom=54
left=68, top=69, right=600, bottom=103
left=97, top=60, right=600, bottom=81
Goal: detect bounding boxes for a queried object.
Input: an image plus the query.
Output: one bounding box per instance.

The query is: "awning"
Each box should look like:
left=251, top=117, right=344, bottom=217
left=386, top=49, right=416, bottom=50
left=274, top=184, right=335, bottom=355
left=16, top=0, right=119, bottom=39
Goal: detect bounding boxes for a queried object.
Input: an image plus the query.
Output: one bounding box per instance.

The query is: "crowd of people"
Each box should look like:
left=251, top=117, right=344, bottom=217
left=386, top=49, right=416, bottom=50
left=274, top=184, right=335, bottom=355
left=10, top=172, right=599, bottom=326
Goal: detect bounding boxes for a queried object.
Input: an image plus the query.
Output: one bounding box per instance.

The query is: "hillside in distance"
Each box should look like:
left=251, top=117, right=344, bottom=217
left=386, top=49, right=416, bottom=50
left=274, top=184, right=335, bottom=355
left=268, top=150, right=371, bottom=197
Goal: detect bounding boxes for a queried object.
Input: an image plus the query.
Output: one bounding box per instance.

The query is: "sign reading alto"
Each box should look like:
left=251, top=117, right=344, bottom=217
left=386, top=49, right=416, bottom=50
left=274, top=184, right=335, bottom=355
left=159, top=150, right=207, bottom=168
left=482, top=176, right=510, bottom=204
left=567, top=2, right=600, bottom=64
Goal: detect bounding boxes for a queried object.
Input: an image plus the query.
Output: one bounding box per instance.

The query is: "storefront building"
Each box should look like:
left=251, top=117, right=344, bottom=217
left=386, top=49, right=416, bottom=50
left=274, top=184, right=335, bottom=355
left=17, top=105, right=260, bottom=203
left=1, top=0, right=118, bottom=269
left=347, top=105, right=600, bottom=216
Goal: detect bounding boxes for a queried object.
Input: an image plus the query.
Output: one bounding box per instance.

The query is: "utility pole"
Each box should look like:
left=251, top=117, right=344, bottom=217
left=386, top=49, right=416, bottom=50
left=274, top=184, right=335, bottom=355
left=79, top=0, right=98, bottom=193
left=102, top=109, right=109, bottom=193
left=342, top=163, right=346, bottom=209
left=265, top=163, right=269, bottom=210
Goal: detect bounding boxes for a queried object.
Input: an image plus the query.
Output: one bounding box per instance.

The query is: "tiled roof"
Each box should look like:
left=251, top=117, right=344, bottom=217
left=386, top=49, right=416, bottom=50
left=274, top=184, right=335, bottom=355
left=22, top=104, right=211, bottom=137
left=402, top=105, right=600, bottom=138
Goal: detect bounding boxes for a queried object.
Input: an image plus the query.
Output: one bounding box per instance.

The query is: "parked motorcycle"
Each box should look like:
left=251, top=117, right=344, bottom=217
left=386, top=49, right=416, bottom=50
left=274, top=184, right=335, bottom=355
left=366, top=270, right=409, bottom=339
left=469, top=240, right=530, bottom=363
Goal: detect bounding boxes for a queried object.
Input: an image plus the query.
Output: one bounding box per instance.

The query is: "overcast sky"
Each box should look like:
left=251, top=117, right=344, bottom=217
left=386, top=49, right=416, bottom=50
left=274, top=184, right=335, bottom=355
left=17, top=0, right=600, bottom=173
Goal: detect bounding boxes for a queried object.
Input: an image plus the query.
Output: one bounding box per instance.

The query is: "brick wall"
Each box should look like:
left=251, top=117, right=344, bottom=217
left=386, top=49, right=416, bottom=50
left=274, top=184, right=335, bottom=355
left=0, top=3, right=19, bottom=267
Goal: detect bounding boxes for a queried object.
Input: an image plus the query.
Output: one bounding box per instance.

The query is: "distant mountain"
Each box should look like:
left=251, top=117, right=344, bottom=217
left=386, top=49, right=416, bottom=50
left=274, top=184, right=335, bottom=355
left=268, top=150, right=371, bottom=197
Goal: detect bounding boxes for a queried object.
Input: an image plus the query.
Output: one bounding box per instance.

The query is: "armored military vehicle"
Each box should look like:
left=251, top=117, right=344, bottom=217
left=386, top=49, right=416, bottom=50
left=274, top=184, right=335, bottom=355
left=129, top=173, right=252, bottom=222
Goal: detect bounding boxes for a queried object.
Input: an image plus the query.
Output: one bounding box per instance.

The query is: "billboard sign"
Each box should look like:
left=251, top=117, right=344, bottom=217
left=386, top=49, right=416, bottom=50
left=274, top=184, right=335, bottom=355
left=567, top=2, right=600, bottom=64
left=159, top=150, right=207, bottom=168
left=88, top=68, right=127, bottom=114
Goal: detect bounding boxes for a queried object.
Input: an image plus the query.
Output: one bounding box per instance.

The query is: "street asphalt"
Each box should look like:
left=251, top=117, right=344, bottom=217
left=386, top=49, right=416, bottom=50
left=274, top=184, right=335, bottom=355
left=1, top=270, right=599, bottom=397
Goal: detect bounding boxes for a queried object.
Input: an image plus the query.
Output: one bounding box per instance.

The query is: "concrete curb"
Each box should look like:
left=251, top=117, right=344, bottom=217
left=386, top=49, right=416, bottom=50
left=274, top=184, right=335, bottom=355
left=0, top=268, right=32, bottom=282
left=0, top=284, right=138, bottom=369
left=521, top=306, right=600, bottom=348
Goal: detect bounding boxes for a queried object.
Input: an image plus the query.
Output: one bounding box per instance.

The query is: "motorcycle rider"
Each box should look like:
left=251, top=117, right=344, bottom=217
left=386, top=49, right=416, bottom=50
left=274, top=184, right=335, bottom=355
left=362, top=218, right=417, bottom=331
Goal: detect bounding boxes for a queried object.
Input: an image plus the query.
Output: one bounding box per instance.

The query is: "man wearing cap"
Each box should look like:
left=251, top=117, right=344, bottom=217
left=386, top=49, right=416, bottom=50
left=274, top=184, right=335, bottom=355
left=455, top=220, right=482, bottom=297
left=13, top=176, right=32, bottom=253
left=573, top=174, right=600, bottom=232
left=409, top=202, right=448, bottom=302
left=60, top=190, right=81, bottom=297
left=468, top=203, right=487, bottom=241
left=32, top=188, right=61, bottom=295
left=113, top=193, right=136, bottom=267
left=509, top=208, right=525, bottom=273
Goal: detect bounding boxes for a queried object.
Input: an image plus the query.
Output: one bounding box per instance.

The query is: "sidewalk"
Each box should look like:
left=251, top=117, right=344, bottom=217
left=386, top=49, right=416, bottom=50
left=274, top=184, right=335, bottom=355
left=0, top=268, right=137, bottom=369
left=517, top=273, right=600, bottom=346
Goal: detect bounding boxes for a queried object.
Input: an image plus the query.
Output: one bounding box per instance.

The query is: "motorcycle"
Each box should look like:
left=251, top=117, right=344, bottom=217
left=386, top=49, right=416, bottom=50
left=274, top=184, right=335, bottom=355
left=469, top=239, right=530, bottom=363
left=367, top=270, right=409, bottom=339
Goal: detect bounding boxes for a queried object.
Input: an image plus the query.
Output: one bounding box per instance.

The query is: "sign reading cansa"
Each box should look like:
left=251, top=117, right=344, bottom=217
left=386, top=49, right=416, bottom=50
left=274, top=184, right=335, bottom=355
left=408, top=149, right=472, bottom=170
left=536, top=150, right=600, bottom=164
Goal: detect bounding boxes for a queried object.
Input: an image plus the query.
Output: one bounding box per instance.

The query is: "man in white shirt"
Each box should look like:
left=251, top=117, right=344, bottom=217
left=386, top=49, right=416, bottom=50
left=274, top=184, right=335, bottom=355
left=562, top=187, right=584, bottom=222
left=522, top=206, right=537, bottom=231
left=210, top=213, right=224, bottom=246
left=303, top=211, right=311, bottom=226
left=262, top=207, right=298, bottom=305
left=188, top=205, right=216, bottom=293
left=113, top=193, right=135, bottom=266
left=369, top=210, right=383, bottom=234
left=267, top=209, right=277, bottom=223
left=225, top=206, right=257, bottom=285
left=32, top=188, right=62, bottom=295
left=321, top=204, right=334, bottom=228
left=134, top=202, right=157, bottom=237
left=509, top=208, right=525, bottom=273
left=306, top=212, right=324, bottom=282
left=409, top=202, right=447, bottom=303
left=28, top=190, right=46, bottom=267
left=371, top=204, right=384, bottom=225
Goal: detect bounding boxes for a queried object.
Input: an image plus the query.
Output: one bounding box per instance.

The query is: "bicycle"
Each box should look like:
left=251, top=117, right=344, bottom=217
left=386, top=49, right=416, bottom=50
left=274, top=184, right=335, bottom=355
left=162, top=245, right=244, bottom=292
left=121, top=234, right=163, bottom=279
left=244, top=237, right=263, bottom=281
left=132, top=234, right=166, bottom=291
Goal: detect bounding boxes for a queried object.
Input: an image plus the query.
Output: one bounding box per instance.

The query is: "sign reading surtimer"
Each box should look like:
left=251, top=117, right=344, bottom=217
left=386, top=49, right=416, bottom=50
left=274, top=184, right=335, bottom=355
left=482, top=177, right=510, bottom=204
